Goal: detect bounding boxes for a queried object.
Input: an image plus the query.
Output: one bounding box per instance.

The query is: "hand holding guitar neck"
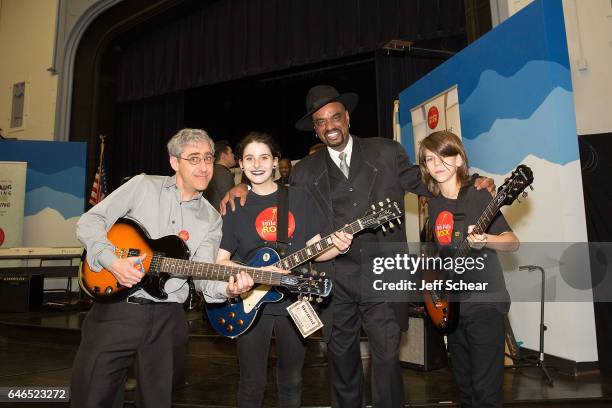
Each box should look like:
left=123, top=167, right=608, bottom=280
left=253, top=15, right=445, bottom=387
left=331, top=231, right=353, bottom=253
left=226, top=271, right=255, bottom=297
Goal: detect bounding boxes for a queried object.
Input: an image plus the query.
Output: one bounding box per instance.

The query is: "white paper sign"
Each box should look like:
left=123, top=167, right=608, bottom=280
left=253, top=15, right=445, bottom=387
left=287, top=299, right=324, bottom=338
left=0, top=161, right=27, bottom=248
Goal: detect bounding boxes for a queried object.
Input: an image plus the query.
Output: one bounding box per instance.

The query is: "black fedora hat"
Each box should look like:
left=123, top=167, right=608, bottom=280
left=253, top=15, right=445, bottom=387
left=295, top=85, right=359, bottom=131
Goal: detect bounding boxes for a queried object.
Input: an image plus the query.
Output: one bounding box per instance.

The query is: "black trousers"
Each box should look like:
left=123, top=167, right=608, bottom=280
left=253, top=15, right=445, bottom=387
left=327, top=271, right=404, bottom=408
left=70, top=301, right=188, bottom=408
left=448, top=306, right=505, bottom=408
left=236, top=314, right=306, bottom=408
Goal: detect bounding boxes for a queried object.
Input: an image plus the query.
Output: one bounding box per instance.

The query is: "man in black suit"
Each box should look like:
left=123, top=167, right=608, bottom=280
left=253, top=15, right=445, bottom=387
left=292, top=85, right=429, bottom=407
left=222, top=85, right=492, bottom=407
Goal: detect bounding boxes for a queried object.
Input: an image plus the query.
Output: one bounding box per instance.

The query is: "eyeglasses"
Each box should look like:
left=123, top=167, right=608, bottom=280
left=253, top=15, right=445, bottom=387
left=178, top=155, right=214, bottom=165
left=313, top=113, right=345, bottom=128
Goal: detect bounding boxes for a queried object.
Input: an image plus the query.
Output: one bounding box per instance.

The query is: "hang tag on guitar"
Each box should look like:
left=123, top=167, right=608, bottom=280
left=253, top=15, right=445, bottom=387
left=287, top=300, right=323, bottom=338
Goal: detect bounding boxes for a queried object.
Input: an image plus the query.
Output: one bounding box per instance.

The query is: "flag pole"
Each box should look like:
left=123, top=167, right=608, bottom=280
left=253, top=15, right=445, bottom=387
left=89, top=134, right=107, bottom=206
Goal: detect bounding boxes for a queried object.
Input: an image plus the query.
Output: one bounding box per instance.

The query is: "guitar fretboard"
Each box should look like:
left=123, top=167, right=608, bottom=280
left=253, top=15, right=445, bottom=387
left=274, top=220, right=363, bottom=270
left=454, top=193, right=504, bottom=258
left=148, top=256, right=285, bottom=285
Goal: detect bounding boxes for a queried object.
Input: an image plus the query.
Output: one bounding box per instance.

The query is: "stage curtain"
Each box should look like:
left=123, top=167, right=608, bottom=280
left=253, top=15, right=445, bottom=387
left=115, top=0, right=466, bottom=103
left=108, top=91, right=185, bottom=190
left=374, top=49, right=448, bottom=142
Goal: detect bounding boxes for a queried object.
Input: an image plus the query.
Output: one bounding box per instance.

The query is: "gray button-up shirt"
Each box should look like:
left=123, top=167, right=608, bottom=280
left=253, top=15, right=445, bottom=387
left=76, top=174, right=227, bottom=303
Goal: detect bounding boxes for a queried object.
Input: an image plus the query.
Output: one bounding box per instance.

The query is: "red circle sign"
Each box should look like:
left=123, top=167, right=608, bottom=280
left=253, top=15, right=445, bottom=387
left=0, top=228, right=4, bottom=246
left=427, top=106, right=439, bottom=129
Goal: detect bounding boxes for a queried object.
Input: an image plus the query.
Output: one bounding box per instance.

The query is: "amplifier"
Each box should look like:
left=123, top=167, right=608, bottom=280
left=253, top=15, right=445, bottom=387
left=0, top=274, right=43, bottom=312
left=399, top=308, right=448, bottom=371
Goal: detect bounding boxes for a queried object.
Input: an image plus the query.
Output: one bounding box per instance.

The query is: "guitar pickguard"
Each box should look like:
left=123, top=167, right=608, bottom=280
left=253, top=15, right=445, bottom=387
left=241, top=285, right=274, bottom=314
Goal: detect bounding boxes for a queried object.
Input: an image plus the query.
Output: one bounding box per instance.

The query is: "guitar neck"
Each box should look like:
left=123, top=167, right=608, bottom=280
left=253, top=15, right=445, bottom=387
left=275, top=219, right=364, bottom=270
left=154, top=257, right=285, bottom=285
left=455, top=195, right=503, bottom=257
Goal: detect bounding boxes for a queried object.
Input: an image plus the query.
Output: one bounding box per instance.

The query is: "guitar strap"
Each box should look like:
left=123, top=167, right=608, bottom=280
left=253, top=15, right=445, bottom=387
left=276, top=184, right=290, bottom=257
left=451, top=185, right=470, bottom=247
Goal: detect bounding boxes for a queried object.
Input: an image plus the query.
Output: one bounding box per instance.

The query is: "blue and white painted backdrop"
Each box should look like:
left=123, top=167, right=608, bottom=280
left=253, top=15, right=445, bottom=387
left=399, top=0, right=595, bottom=362
left=0, top=140, right=86, bottom=247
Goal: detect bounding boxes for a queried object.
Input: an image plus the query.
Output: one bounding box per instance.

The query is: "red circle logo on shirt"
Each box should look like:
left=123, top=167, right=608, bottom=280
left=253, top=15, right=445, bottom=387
left=255, top=207, right=296, bottom=242
left=427, top=106, right=439, bottom=129
left=178, top=230, right=190, bottom=241
left=434, top=211, right=454, bottom=246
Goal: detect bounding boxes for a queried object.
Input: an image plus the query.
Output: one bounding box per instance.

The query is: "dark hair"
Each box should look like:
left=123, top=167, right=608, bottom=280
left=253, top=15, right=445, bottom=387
left=236, top=131, right=281, bottom=159
left=213, top=140, right=231, bottom=161
left=417, top=130, right=469, bottom=196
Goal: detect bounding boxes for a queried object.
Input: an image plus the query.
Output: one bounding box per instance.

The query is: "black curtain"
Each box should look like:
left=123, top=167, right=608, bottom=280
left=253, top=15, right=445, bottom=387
left=579, top=133, right=612, bottom=376
left=115, top=0, right=466, bottom=103
left=108, top=91, right=185, bottom=190
left=375, top=50, right=449, bottom=143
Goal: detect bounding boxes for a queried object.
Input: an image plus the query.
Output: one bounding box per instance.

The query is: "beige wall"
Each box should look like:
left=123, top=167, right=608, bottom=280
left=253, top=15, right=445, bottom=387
left=0, top=0, right=58, bottom=141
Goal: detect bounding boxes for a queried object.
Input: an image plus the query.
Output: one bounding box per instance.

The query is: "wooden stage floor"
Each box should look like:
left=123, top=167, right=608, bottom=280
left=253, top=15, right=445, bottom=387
left=1, top=307, right=611, bottom=407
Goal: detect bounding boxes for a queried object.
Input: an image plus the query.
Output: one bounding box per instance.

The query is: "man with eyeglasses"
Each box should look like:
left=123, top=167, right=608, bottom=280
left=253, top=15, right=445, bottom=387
left=71, top=128, right=254, bottom=408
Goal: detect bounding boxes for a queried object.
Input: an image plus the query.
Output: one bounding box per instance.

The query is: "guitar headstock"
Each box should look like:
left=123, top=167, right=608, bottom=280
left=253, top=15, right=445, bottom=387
left=496, top=164, right=534, bottom=207
left=361, top=198, right=403, bottom=232
left=279, top=267, right=332, bottom=300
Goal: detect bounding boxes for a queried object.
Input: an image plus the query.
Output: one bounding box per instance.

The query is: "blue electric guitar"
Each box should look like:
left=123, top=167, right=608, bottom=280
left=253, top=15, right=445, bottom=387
left=205, top=198, right=403, bottom=338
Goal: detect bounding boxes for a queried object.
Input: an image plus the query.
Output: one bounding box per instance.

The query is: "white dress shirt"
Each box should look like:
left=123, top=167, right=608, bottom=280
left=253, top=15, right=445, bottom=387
left=327, top=135, right=354, bottom=171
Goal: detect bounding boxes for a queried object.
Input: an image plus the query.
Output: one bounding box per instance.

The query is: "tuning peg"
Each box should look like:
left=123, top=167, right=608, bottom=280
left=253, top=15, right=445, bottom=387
left=389, top=221, right=395, bottom=229
left=308, top=295, right=313, bottom=302
left=397, top=218, right=402, bottom=225
left=522, top=192, right=528, bottom=198
left=381, top=225, right=387, bottom=233
left=386, top=198, right=390, bottom=203
left=379, top=201, right=383, bottom=206
left=371, top=204, right=376, bottom=210
left=529, top=185, right=534, bottom=191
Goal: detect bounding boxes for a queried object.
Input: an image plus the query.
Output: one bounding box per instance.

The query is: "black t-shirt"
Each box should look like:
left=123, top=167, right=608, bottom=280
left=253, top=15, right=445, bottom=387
left=427, top=185, right=511, bottom=315
left=220, top=186, right=325, bottom=315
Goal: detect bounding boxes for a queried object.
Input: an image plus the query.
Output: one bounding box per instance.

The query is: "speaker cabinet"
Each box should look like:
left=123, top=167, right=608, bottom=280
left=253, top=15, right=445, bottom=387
left=0, top=274, right=43, bottom=312
left=399, top=308, right=448, bottom=371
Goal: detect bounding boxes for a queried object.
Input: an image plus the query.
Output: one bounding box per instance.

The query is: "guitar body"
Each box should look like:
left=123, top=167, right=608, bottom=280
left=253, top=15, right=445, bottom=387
left=423, top=164, right=534, bottom=334
left=79, top=218, right=190, bottom=302
left=205, top=247, right=283, bottom=338
left=422, top=269, right=460, bottom=334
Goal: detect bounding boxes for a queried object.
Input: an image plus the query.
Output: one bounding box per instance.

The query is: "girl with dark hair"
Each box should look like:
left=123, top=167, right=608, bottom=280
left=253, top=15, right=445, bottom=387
left=216, top=131, right=353, bottom=407
left=418, top=130, right=519, bottom=408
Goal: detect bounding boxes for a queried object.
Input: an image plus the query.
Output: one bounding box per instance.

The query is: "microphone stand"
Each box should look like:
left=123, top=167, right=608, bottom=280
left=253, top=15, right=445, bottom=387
left=508, top=265, right=554, bottom=385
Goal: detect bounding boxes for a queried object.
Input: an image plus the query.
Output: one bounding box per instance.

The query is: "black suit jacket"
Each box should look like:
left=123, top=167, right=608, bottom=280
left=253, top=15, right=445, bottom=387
left=291, top=136, right=430, bottom=336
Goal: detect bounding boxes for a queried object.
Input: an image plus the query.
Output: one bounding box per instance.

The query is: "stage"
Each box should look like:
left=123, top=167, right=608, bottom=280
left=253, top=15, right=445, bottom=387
left=1, top=305, right=611, bottom=408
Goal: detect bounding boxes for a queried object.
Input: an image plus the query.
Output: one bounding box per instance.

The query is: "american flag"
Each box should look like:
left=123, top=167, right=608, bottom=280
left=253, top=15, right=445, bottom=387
left=89, top=136, right=108, bottom=205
